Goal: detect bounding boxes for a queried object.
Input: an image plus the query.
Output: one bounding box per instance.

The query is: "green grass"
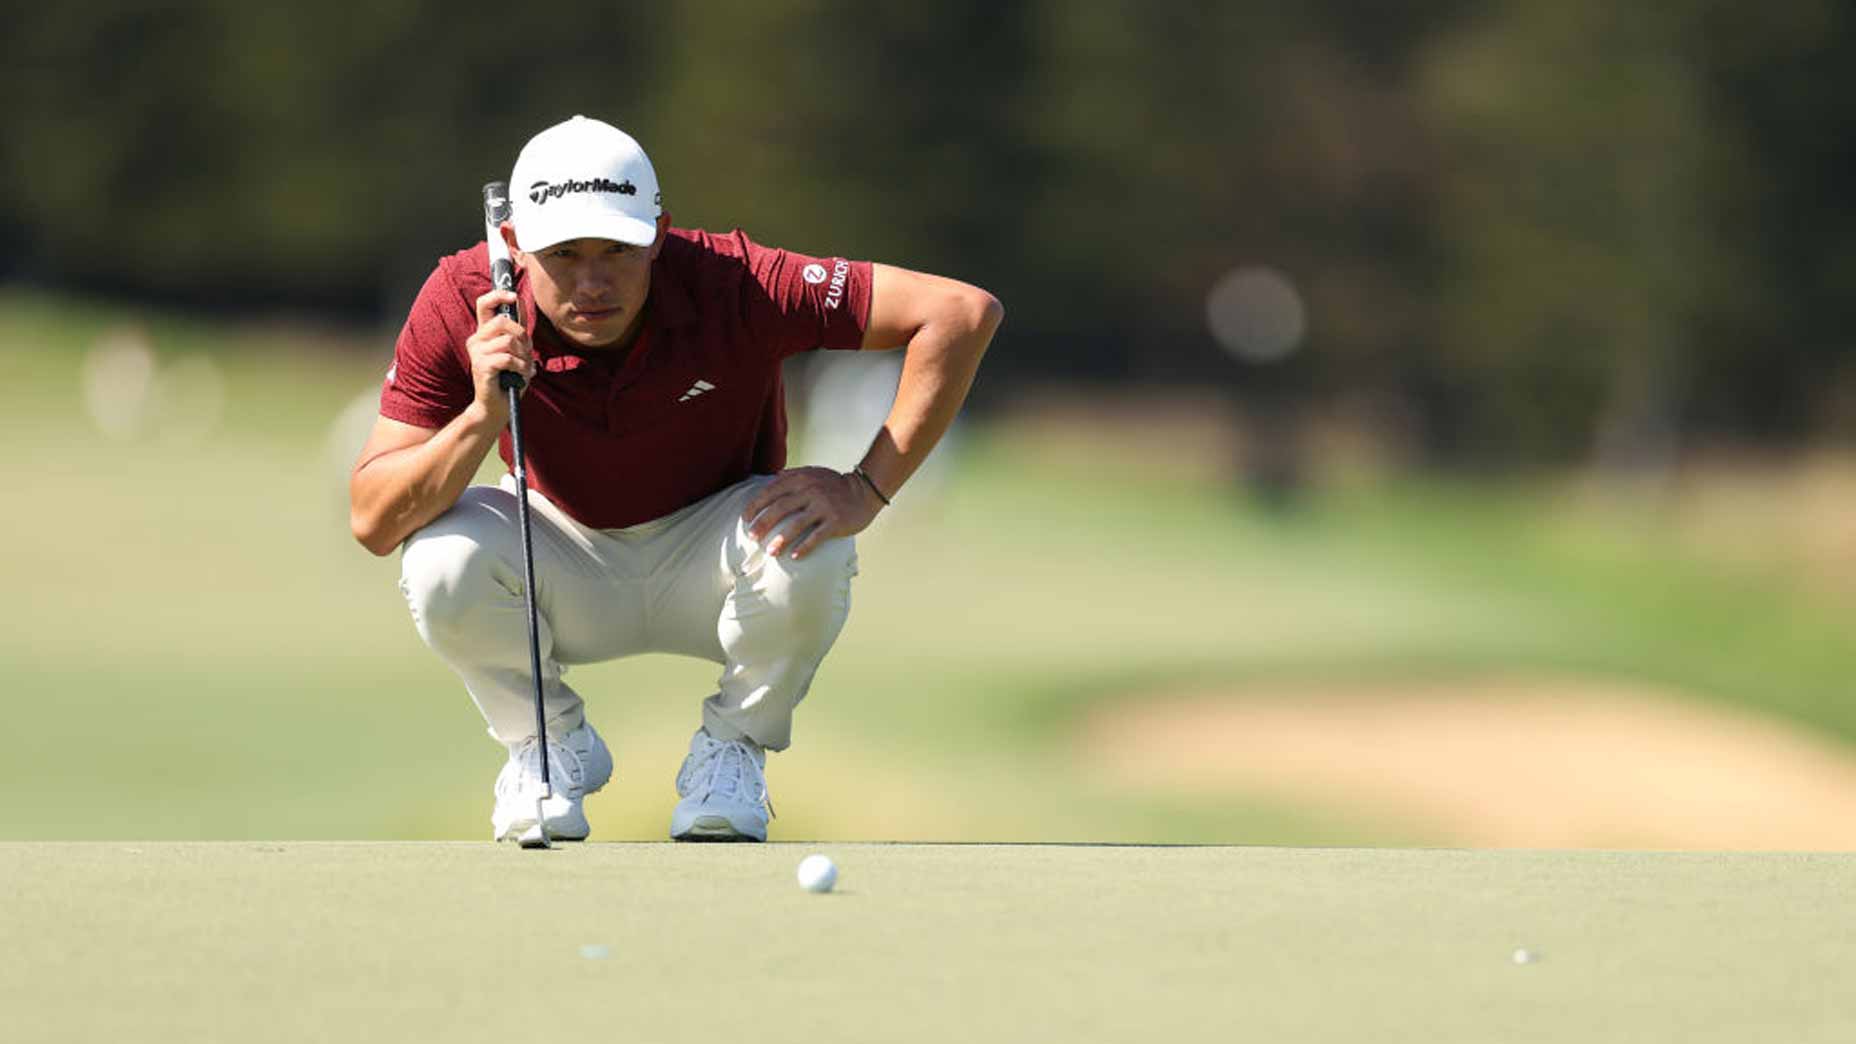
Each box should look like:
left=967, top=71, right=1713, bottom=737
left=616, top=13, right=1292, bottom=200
left=4, top=288, right=1855, bottom=843
left=3, top=843, right=1853, bottom=1044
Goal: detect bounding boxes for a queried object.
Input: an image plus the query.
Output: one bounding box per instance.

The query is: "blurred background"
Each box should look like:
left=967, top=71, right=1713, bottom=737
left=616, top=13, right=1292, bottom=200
left=4, top=0, right=1854, bottom=847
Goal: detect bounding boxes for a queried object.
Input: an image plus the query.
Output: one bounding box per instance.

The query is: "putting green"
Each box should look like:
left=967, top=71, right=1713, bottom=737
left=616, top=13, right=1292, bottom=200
left=2, top=844, right=1851, bottom=1042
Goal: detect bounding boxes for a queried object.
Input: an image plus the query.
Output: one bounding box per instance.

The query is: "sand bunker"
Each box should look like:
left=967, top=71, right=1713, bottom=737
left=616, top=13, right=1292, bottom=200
left=1079, top=679, right=1856, bottom=849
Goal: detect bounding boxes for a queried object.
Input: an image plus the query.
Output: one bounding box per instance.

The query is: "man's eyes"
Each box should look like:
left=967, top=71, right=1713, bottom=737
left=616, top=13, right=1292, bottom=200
left=546, top=245, right=631, bottom=260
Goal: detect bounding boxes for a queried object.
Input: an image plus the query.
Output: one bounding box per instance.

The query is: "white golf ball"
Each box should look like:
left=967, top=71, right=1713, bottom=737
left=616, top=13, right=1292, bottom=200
left=796, top=854, right=838, bottom=893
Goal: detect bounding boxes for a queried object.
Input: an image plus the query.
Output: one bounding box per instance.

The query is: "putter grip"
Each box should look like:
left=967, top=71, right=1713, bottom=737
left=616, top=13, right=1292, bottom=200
left=482, top=181, right=525, bottom=393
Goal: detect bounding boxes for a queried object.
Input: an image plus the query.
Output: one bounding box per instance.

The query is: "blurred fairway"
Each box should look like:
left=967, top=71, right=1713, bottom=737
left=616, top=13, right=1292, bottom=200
left=3, top=290, right=1855, bottom=845
left=3, top=842, right=1853, bottom=1044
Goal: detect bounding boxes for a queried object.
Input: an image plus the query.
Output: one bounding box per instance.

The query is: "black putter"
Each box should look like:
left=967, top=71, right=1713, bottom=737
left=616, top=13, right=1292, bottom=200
left=482, top=181, right=553, bottom=850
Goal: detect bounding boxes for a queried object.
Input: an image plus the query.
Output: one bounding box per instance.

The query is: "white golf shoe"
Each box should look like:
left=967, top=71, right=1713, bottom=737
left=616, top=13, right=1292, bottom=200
left=669, top=728, right=773, bottom=842
left=492, top=721, right=614, bottom=843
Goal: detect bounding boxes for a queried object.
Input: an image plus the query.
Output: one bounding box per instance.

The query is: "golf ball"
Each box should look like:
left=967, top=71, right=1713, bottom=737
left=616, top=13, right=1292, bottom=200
left=796, top=854, right=838, bottom=893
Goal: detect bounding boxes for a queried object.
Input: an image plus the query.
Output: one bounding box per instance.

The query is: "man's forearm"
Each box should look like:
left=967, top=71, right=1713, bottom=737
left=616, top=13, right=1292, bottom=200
left=350, top=405, right=505, bottom=556
left=858, top=290, right=1002, bottom=499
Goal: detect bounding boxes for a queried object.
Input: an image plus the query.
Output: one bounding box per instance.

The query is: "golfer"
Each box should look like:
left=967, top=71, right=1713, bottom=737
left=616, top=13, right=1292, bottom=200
left=349, top=116, right=1001, bottom=842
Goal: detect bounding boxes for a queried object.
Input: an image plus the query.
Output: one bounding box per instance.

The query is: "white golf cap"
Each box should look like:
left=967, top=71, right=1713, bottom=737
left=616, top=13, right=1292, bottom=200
left=508, top=115, right=661, bottom=251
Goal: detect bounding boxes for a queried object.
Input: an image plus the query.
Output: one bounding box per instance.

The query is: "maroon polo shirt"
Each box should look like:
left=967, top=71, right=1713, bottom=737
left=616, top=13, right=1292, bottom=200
left=380, top=228, right=874, bottom=529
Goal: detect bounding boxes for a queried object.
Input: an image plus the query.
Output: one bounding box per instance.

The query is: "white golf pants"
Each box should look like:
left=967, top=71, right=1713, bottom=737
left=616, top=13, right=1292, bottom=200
left=397, top=473, right=857, bottom=751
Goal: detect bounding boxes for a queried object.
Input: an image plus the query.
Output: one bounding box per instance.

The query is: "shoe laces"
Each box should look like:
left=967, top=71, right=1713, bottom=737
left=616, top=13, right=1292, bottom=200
left=677, top=735, right=774, bottom=818
left=497, top=735, right=587, bottom=799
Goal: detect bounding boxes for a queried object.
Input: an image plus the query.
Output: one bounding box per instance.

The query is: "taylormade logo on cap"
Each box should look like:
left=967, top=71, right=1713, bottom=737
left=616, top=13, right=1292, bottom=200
left=509, top=116, right=662, bottom=251
left=528, top=177, right=636, bottom=205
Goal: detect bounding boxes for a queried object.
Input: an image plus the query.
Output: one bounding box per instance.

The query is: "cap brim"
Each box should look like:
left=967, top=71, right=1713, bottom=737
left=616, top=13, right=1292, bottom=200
left=513, top=210, right=657, bottom=252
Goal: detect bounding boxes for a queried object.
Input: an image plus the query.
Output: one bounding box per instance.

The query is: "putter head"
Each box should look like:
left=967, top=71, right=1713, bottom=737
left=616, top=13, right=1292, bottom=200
left=517, top=795, right=552, bottom=850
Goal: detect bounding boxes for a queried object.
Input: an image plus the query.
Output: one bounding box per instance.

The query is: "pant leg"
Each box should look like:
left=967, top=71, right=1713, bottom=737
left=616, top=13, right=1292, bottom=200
left=647, top=476, right=859, bottom=752
left=398, top=483, right=647, bottom=744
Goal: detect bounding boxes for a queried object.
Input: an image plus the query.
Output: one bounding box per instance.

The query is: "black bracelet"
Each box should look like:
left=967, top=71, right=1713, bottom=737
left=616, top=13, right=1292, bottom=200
left=852, top=466, right=892, bottom=506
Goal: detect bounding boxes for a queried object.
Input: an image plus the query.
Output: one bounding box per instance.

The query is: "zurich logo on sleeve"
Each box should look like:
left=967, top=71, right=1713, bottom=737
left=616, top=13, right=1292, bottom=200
left=823, top=259, right=850, bottom=309
left=800, top=259, right=851, bottom=308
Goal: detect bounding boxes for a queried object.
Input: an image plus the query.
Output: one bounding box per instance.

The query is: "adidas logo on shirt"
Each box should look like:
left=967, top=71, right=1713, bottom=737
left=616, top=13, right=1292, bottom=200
left=678, top=379, right=716, bottom=403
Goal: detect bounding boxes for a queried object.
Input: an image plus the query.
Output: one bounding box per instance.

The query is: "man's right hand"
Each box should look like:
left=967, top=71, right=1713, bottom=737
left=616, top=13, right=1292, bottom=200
left=468, top=289, right=538, bottom=420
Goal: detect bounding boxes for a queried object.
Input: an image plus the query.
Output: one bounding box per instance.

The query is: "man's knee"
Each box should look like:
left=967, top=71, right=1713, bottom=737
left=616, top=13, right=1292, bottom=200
left=790, top=535, right=858, bottom=596
left=399, top=488, right=518, bottom=650
left=739, top=531, right=857, bottom=642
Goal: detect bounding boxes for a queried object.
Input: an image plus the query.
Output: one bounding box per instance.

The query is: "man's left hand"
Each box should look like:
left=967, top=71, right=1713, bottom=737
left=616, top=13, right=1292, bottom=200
left=742, top=466, right=884, bottom=559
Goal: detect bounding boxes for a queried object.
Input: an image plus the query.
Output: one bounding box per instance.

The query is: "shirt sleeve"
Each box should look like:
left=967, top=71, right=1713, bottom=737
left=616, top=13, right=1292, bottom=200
left=738, top=233, right=874, bottom=358
left=379, top=258, right=476, bottom=429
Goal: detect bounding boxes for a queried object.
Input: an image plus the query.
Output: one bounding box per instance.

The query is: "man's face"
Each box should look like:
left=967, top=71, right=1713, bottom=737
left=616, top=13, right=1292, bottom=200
left=505, top=215, right=669, bottom=349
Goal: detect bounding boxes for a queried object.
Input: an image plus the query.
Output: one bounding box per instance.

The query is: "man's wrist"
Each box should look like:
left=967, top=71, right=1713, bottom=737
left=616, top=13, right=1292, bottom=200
left=459, top=399, right=505, bottom=434
left=851, top=465, right=892, bottom=508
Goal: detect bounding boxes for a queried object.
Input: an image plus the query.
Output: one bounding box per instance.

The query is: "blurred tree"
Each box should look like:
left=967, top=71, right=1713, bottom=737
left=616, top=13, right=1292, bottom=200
left=1416, top=0, right=1856, bottom=463
left=3, top=0, right=1853, bottom=462
left=1, top=0, right=669, bottom=312
left=1688, top=0, right=1856, bottom=440
left=1417, top=3, right=1715, bottom=465
left=645, top=0, right=1036, bottom=285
